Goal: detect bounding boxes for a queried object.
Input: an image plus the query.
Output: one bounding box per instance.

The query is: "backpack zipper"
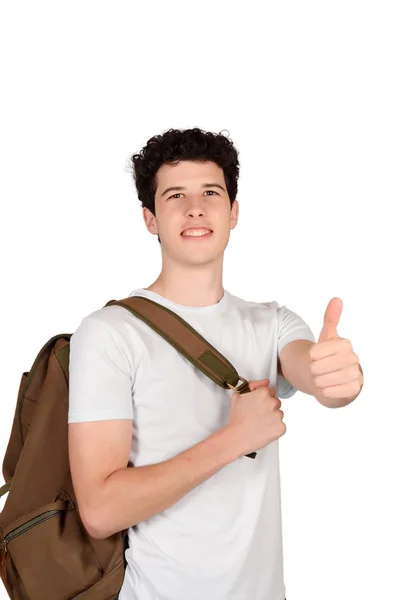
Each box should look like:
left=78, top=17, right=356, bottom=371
left=1, top=538, right=8, bottom=583
left=0, top=509, right=62, bottom=585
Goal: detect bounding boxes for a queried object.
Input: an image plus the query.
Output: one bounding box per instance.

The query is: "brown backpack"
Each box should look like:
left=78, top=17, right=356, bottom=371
left=0, top=295, right=254, bottom=600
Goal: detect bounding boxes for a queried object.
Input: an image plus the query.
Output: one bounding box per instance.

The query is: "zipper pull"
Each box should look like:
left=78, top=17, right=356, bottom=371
left=1, top=538, right=8, bottom=584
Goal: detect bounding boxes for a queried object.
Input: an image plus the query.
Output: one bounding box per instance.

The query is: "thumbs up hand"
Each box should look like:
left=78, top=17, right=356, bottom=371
left=309, top=298, right=364, bottom=405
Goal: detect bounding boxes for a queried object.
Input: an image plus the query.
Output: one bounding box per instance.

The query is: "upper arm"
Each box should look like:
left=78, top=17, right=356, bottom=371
left=67, top=313, right=136, bottom=534
left=278, top=339, right=314, bottom=389
left=276, top=303, right=316, bottom=398
left=68, top=419, right=133, bottom=535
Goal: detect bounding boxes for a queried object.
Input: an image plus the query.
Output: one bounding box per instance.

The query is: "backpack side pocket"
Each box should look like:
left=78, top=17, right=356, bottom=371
left=2, top=494, right=103, bottom=600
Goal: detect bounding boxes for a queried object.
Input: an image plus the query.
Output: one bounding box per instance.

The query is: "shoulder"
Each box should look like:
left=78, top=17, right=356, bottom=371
left=71, top=304, right=146, bottom=368
left=227, top=291, right=280, bottom=322
left=75, top=301, right=147, bottom=337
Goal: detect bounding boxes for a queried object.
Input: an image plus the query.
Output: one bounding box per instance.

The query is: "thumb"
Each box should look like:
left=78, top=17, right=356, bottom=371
left=246, top=378, right=276, bottom=396
left=248, top=378, right=270, bottom=391
left=318, top=297, right=343, bottom=343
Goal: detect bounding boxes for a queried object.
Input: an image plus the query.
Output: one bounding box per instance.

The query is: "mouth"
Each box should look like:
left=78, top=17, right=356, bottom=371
left=181, top=229, right=213, bottom=239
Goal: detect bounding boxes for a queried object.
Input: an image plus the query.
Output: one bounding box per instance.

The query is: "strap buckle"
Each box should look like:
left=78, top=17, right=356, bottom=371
left=226, top=375, right=248, bottom=392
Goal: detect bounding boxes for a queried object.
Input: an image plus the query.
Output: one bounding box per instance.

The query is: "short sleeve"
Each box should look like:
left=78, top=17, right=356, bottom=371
left=276, top=304, right=316, bottom=400
left=68, top=315, right=134, bottom=423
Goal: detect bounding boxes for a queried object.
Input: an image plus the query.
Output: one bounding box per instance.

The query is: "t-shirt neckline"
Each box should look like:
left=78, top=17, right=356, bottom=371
left=129, top=287, right=229, bottom=315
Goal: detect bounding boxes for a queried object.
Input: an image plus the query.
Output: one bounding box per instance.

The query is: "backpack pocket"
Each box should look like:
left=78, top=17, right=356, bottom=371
left=2, top=492, right=103, bottom=600
left=70, top=558, right=125, bottom=600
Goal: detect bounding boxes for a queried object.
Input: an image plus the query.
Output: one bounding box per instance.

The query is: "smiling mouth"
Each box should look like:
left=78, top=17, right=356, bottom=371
left=181, top=230, right=213, bottom=239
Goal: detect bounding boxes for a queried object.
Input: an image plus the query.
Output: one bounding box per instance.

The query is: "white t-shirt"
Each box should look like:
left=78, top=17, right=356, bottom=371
left=68, top=288, right=315, bottom=600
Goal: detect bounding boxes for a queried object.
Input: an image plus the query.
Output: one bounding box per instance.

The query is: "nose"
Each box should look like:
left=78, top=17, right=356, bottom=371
left=185, top=204, right=206, bottom=218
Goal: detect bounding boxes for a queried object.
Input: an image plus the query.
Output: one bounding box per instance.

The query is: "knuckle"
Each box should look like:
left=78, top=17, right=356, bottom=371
left=314, top=375, right=323, bottom=388
left=310, top=362, right=318, bottom=375
left=319, top=387, right=328, bottom=399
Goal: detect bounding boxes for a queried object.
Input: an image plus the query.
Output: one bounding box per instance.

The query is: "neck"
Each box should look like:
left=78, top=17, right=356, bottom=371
left=146, top=258, right=224, bottom=307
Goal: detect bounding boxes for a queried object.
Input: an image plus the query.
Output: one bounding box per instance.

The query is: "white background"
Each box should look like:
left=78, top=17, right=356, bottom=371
left=0, top=1, right=399, bottom=599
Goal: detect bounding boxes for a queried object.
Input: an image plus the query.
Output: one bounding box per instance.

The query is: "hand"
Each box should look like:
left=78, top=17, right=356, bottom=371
left=226, top=378, right=286, bottom=458
left=309, top=298, right=363, bottom=402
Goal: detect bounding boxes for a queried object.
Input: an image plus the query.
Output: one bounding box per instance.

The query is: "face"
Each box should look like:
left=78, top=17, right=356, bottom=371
left=142, top=160, right=239, bottom=266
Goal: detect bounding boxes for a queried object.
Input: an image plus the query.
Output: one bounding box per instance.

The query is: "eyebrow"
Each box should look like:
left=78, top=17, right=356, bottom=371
left=160, top=183, right=226, bottom=197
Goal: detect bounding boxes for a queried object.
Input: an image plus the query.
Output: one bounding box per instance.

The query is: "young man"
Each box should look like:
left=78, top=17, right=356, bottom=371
left=68, top=127, right=363, bottom=600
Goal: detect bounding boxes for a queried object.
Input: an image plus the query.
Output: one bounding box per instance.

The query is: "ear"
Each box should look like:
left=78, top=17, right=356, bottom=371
left=230, top=199, right=239, bottom=230
left=143, top=207, right=158, bottom=236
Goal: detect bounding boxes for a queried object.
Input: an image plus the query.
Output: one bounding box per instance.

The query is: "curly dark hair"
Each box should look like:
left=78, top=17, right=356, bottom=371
left=129, top=127, right=240, bottom=242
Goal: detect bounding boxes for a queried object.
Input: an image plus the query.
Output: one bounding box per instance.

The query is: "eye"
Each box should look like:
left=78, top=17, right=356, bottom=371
left=168, top=190, right=218, bottom=199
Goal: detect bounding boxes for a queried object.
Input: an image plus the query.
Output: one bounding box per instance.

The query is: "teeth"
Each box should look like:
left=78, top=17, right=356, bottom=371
left=182, top=229, right=211, bottom=237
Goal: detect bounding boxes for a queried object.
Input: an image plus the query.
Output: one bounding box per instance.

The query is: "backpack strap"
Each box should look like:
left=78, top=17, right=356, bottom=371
left=0, top=480, right=11, bottom=499
left=104, top=295, right=257, bottom=459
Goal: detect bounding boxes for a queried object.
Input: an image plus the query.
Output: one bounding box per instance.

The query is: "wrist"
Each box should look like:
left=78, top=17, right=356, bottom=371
left=212, top=425, right=241, bottom=464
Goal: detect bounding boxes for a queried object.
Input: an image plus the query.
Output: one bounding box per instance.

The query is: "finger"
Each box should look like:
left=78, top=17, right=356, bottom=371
left=248, top=378, right=270, bottom=391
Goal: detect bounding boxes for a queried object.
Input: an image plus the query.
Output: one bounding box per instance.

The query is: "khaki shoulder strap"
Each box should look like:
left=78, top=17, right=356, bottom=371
left=105, top=295, right=256, bottom=459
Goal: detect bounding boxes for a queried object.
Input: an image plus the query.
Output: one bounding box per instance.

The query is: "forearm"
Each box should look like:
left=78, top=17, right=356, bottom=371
left=89, top=425, right=238, bottom=539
